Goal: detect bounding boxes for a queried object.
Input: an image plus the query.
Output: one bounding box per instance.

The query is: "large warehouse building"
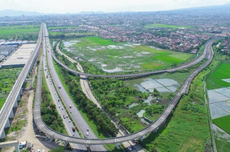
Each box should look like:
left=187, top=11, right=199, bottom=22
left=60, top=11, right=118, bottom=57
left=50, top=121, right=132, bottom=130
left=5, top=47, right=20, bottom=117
left=1, top=44, right=36, bottom=68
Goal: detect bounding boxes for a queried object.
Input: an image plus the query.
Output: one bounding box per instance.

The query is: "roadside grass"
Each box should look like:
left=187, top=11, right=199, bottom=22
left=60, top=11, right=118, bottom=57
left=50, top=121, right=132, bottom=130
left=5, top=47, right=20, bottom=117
left=53, top=59, right=121, bottom=151
left=9, top=120, right=26, bottom=132
left=213, top=115, right=230, bottom=134
left=206, top=62, right=230, bottom=90
left=141, top=56, right=219, bottom=152
left=41, top=67, right=67, bottom=135
left=144, top=24, right=194, bottom=29
left=0, top=68, right=22, bottom=110
left=215, top=131, right=230, bottom=152
left=0, top=98, right=6, bottom=109
left=0, top=25, right=39, bottom=35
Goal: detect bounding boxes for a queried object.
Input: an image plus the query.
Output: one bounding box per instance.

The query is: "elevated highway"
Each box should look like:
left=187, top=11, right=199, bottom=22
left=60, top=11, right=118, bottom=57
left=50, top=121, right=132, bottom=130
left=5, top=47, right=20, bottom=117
left=33, top=25, right=215, bottom=145
left=52, top=40, right=212, bottom=79
left=0, top=23, right=44, bottom=139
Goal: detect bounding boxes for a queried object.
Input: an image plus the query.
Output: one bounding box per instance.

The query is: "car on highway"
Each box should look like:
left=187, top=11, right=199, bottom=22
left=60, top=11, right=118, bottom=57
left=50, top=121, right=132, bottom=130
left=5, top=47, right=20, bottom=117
left=69, top=105, right=72, bottom=108
left=58, top=105, right=60, bottom=108
left=127, top=146, right=133, bottom=151
left=72, top=127, right=75, bottom=132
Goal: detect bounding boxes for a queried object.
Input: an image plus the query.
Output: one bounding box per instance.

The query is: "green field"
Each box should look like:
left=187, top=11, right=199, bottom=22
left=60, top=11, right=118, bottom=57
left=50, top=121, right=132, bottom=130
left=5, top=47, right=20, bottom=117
left=64, top=37, right=193, bottom=71
left=144, top=24, right=193, bottom=29
left=48, top=26, right=78, bottom=30
left=0, top=25, right=39, bottom=35
left=206, top=63, right=230, bottom=89
left=73, top=36, right=119, bottom=46
left=0, top=68, right=22, bottom=110
left=141, top=57, right=219, bottom=152
left=213, top=115, right=230, bottom=134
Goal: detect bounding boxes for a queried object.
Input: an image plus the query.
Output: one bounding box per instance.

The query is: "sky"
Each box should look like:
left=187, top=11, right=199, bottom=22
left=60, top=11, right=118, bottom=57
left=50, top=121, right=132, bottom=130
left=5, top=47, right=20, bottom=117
left=0, top=0, right=230, bottom=14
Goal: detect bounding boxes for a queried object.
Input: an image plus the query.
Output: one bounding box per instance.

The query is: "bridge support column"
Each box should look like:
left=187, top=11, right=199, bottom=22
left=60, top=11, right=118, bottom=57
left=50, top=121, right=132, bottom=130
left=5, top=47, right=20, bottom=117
left=115, top=143, right=121, bottom=149
left=0, top=130, right=6, bottom=139
left=154, top=127, right=159, bottom=133
left=17, top=94, right=21, bottom=102
left=14, top=100, right=18, bottom=108
left=15, top=141, right=19, bottom=152
left=5, top=119, right=10, bottom=128
left=9, top=110, right=14, bottom=119
left=139, top=135, right=145, bottom=142
left=20, top=88, right=23, bottom=95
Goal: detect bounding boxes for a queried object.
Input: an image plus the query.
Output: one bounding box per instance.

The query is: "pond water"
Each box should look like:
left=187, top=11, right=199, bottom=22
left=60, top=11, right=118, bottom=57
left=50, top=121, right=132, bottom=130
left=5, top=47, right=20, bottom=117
left=137, top=110, right=145, bottom=118
left=133, top=84, right=148, bottom=93
left=143, top=95, right=154, bottom=105
left=128, top=103, right=139, bottom=109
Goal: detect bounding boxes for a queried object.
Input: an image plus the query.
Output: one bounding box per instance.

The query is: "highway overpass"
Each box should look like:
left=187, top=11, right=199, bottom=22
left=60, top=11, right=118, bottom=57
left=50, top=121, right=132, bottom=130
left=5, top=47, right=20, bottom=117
left=33, top=24, right=215, bottom=145
left=0, top=23, right=44, bottom=139
left=52, top=39, right=213, bottom=79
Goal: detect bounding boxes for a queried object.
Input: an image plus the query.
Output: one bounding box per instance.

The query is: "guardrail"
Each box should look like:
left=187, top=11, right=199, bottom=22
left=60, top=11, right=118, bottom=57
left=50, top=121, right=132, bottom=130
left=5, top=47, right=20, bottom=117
left=0, top=23, right=44, bottom=139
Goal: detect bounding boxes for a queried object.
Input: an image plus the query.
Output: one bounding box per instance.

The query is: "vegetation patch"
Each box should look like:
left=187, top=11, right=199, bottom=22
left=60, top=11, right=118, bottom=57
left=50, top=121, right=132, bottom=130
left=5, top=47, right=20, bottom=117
left=0, top=68, right=22, bottom=110
left=41, top=71, right=67, bottom=134
left=141, top=56, right=219, bottom=152
left=144, top=24, right=194, bottom=29
left=213, top=115, right=230, bottom=134
left=63, top=38, right=193, bottom=71
left=8, top=120, right=26, bottom=132
left=206, top=62, right=230, bottom=89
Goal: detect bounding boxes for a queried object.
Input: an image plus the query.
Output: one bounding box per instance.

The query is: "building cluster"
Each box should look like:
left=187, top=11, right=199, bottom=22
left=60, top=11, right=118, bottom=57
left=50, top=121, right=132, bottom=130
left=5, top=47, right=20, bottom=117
left=220, top=38, right=230, bottom=53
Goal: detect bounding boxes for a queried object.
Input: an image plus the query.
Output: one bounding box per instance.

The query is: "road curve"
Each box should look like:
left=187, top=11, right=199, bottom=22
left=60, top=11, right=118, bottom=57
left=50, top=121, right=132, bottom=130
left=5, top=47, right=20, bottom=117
left=34, top=33, right=215, bottom=145
left=52, top=40, right=212, bottom=78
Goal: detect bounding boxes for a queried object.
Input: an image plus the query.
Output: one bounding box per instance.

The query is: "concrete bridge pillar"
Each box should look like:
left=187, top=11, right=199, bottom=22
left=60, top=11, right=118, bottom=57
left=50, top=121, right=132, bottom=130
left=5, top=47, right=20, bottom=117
left=154, top=127, right=159, bottom=133
left=14, top=100, right=18, bottom=108
left=139, top=135, right=146, bottom=142
left=15, top=141, right=19, bottom=152
left=17, top=94, right=20, bottom=102
left=20, top=88, right=23, bottom=95
left=0, top=130, right=6, bottom=139
left=115, top=143, right=121, bottom=149
left=5, top=119, right=11, bottom=128
left=9, top=110, right=14, bottom=119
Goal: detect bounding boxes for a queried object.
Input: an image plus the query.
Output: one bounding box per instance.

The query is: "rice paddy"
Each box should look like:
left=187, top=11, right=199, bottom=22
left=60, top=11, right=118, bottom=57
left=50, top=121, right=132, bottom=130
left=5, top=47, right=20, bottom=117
left=63, top=36, right=193, bottom=71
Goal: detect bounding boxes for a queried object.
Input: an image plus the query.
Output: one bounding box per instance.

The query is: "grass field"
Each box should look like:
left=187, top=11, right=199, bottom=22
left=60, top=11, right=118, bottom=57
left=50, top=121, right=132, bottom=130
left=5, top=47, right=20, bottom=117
left=48, top=26, right=78, bottom=30
left=0, top=68, right=22, bottom=110
left=0, top=25, right=39, bottom=35
left=206, top=63, right=230, bottom=90
left=140, top=51, right=221, bottom=152
left=144, top=24, right=194, bottom=29
left=213, top=115, right=230, bottom=134
left=65, top=37, right=193, bottom=71
left=73, top=36, right=119, bottom=46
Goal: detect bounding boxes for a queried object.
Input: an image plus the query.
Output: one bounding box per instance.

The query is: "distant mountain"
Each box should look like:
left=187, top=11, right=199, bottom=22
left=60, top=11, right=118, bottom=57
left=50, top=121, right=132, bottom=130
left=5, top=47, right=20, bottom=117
left=169, top=2, right=230, bottom=15
left=0, top=9, right=42, bottom=17
left=78, top=11, right=104, bottom=15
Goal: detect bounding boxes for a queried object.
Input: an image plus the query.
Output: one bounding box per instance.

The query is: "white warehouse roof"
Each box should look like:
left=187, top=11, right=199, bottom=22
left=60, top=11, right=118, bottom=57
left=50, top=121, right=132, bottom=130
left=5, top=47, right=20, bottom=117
left=1, top=44, right=36, bottom=68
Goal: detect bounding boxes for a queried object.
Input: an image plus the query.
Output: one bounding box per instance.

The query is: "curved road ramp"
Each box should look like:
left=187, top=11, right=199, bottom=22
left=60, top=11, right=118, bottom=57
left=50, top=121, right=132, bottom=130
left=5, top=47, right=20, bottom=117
left=33, top=28, right=215, bottom=146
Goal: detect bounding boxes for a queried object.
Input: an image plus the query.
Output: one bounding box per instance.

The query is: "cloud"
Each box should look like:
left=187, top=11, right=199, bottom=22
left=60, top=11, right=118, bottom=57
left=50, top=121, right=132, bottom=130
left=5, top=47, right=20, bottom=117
left=0, top=0, right=229, bottom=13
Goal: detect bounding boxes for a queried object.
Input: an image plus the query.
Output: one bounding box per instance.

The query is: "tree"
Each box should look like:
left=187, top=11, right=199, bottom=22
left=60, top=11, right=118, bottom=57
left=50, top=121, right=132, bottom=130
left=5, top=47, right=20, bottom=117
left=49, top=146, right=65, bottom=152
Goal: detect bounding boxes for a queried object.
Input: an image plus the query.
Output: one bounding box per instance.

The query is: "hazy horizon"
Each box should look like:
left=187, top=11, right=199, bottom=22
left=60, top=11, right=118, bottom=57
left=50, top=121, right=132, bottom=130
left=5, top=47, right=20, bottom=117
left=0, top=0, right=230, bottom=14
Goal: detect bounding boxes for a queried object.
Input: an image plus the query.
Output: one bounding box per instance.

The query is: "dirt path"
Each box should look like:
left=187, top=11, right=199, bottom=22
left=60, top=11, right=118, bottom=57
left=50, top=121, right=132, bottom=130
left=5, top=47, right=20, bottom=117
left=6, top=90, right=52, bottom=152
